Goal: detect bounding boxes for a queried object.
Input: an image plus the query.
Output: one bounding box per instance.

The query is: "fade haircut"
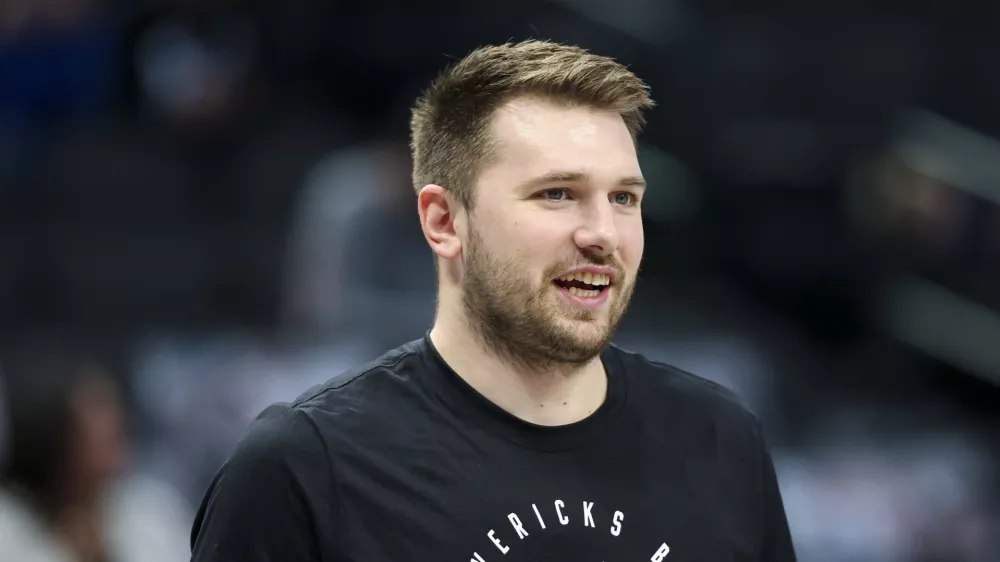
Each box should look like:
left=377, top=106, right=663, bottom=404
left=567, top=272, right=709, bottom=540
left=409, top=40, right=654, bottom=209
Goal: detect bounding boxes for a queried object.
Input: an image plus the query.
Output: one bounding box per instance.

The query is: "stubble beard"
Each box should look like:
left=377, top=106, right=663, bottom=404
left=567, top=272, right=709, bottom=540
left=460, top=227, right=635, bottom=374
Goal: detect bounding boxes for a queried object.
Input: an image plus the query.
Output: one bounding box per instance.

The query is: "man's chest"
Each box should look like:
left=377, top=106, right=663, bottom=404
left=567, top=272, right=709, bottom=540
left=326, top=442, right=761, bottom=561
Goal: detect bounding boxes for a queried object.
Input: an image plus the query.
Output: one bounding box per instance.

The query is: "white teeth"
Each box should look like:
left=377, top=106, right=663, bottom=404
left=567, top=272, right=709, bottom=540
left=567, top=287, right=599, bottom=298
left=557, top=272, right=611, bottom=286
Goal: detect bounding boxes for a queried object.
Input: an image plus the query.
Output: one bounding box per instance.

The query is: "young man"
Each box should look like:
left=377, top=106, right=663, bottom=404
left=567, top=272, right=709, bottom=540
left=190, top=40, right=797, bottom=561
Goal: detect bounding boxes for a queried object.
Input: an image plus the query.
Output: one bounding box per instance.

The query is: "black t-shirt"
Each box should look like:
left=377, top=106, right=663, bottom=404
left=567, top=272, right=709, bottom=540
left=190, top=335, right=797, bottom=561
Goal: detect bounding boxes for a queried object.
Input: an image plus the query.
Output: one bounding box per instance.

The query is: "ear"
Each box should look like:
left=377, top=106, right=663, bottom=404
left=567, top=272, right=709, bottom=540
left=418, top=185, right=464, bottom=260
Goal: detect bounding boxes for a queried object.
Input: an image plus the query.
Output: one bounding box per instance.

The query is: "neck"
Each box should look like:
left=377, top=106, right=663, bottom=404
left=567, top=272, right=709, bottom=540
left=429, top=302, right=608, bottom=427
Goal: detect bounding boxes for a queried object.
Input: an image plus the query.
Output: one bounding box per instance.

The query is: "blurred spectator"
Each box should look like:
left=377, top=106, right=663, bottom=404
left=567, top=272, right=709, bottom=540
left=124, top=0, right=263, bottom=134
left=0, top=337, right=191, bottom=562
left=282, top=141, right=437, bottom=349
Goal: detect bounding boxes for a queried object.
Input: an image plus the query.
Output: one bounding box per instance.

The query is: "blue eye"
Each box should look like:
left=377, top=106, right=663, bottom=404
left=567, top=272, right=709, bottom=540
left=612, top=192, right=634, bottom=206
left=541, top=189, right=568, bottom=201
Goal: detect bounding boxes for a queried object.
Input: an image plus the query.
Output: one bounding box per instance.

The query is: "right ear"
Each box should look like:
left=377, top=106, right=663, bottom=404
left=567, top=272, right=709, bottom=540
left=418, top=185, right=464, bottom=260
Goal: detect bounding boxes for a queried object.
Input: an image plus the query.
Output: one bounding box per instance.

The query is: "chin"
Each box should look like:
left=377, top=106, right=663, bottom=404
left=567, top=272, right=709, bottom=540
left=558, top=306, right=613, bottom=328
left=556, top=320, right=613, bottom=348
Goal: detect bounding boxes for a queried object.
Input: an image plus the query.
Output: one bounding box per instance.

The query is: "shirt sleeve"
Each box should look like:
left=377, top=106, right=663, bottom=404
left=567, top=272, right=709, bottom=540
left=190, top=403, right=335, bottom=562
left=757, top=432, right=797, bottom=561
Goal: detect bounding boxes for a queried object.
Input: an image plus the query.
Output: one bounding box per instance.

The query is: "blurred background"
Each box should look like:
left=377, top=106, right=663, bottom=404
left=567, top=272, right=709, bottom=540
left=0, top=0, right=998, bottom=561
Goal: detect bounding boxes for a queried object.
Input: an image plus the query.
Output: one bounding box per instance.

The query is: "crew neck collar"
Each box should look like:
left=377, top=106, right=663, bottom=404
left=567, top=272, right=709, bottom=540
left=417, top=333, right=628, bottom=452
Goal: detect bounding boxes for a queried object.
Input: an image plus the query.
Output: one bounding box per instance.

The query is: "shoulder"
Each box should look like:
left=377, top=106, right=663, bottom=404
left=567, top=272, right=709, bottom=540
left=220, top=402, right=327, bottom=484
left=242, top=339, right=430, bottom=452
left=606, top=342, right=763, bottom=436
left=289, top=338, right=426, bottom=408
left=192, top=399, right=340, bottom=548
left=608, top=343, right=750, bottom=410
left=606, top=342, right=775, bottom=485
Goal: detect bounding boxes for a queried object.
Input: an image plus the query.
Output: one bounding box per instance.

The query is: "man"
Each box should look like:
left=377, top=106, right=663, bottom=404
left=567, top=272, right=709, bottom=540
left=190, top=40, right=797, bottom=561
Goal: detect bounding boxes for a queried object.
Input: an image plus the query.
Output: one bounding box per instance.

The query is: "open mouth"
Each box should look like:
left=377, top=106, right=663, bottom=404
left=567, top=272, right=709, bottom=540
left=552, top=272, right=611, bottom=298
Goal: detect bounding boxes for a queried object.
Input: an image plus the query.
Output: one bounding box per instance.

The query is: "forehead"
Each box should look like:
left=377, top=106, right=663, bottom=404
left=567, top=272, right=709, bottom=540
left=483, top=96, right=641, bottom=185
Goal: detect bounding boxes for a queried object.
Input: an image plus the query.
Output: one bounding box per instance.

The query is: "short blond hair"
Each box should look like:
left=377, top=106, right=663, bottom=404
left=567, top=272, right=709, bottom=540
left=409, top=40, right=654, bottom=209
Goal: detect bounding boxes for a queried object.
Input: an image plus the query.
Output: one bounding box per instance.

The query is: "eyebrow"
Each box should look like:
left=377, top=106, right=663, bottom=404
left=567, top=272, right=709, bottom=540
left=519, top=171, right=647, bottom=190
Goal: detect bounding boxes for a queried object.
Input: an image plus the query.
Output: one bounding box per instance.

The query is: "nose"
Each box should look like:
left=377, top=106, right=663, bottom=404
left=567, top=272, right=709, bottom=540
left=573, top=199, right=620, bottom=257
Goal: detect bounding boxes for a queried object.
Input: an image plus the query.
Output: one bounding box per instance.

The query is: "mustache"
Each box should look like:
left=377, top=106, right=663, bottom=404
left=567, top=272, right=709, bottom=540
left=551, top=255, right=626, bottom=279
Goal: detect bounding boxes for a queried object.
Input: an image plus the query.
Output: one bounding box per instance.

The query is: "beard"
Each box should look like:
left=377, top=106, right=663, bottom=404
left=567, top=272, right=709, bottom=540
left=460, top=226, right=635, bottom=373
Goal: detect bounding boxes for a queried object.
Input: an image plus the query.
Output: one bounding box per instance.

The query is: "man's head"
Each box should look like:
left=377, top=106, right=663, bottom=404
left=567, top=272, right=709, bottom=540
left=413, top=40, right=654, bottom=369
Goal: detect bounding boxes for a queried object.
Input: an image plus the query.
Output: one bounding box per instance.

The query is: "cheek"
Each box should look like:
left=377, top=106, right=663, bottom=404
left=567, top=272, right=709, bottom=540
left=511, top=223, right=569, bottom=264
left=498, top=216, right=561, bottom=251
